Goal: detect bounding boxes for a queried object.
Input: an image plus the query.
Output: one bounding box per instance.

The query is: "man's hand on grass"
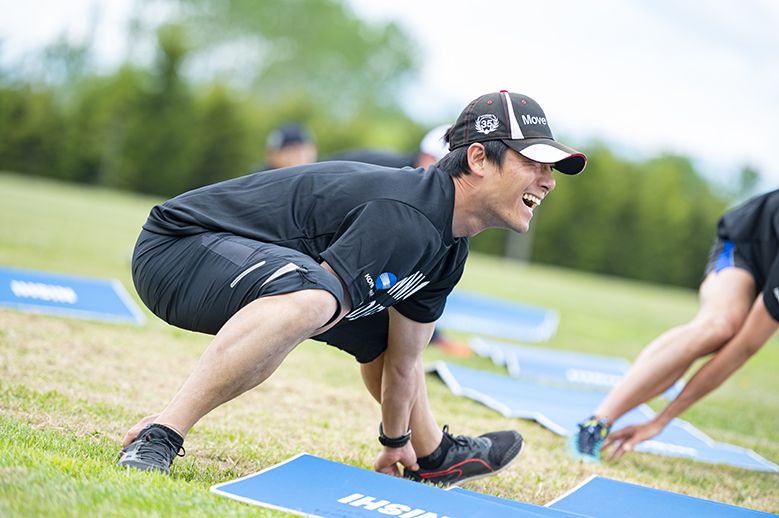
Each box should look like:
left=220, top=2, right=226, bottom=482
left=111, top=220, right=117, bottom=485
left=373, top=443, right=419, bottom=477
left=121, top=413, right=160, bottom=447
left=603, top=419, right=664, bottom=460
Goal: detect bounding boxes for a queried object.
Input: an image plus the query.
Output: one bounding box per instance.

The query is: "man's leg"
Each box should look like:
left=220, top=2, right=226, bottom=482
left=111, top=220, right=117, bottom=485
left=119, top=287, right=344, bottom=473
left=572, top=267, right=756, bottom=460
left=360, top=354, right=524, bottom=486
left=593, top=268, right=755, bottom=422
left=156, top=288, right=342, bottom=439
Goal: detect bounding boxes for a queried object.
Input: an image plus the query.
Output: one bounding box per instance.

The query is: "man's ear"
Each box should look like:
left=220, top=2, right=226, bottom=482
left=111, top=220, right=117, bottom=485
left=466, top=143, right=488, bottom=178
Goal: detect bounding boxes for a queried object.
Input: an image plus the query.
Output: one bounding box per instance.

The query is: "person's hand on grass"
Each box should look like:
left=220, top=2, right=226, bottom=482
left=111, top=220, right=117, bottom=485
left=603, top=419, right=664, bottom=460
left=122, top=413, right=160, bottom=447
left=373, top=443, right=419, bottom=477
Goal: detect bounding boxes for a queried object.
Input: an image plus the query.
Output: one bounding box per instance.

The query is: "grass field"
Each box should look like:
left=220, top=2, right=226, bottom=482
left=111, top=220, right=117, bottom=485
left=1, top=171, right=777, bottom=516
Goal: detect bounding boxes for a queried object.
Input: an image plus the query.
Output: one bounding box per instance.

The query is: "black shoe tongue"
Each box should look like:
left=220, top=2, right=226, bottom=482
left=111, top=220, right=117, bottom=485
left=146, top=424, right=184, bottom=451
left=417, top=431, right=456, bottom=470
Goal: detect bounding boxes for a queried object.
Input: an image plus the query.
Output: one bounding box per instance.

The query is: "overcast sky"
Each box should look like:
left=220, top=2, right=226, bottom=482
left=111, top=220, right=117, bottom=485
left=2, top=0, right=778, bottom=190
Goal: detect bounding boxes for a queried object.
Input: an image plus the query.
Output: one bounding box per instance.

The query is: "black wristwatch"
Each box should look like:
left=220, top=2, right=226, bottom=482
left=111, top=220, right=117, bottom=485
left=378, top=423, right=412, bottom=448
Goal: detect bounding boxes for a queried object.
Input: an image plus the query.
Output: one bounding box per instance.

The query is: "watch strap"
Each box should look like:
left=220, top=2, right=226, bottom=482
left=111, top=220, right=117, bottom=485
left=378, top=423, right=412, bottom=448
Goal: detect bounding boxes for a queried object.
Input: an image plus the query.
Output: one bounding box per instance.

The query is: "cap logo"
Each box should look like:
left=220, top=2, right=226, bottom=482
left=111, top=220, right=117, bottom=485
left=521, top=114, right=547, bottom=126
left=474, top=114, right=499, bottom=135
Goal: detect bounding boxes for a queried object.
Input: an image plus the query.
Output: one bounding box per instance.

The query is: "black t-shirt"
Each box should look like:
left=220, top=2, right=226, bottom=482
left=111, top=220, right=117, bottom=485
left=325, top=149, right=418, bottom=169
left=717, top=188, right=779, bottom=320
left=143, top=161, right=469, bottom=323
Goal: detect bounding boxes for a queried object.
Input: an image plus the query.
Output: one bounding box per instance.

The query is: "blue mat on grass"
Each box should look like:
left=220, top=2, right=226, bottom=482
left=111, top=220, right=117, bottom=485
left=210, top=454, right=773, bottom=517
left=210, top=453, right=582, bottom=517
left=470, top=337, right=630, bottom=387
left=469, top=337, right=684, bottom=400
left=0, top=265, right=145, bottom=325
left=545, top=475, right=775, bottom=517
left=430, top=361, right=778, bottom=472
left=437, top=289, right=560, bottom=343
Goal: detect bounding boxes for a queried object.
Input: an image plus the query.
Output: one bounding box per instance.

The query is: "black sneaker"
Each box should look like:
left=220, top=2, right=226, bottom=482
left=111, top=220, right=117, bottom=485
left=404, top=425, right=524, bottom=486
left=568, top=416, right=609, bottom=463
left=118, top=424, right=185, bottom=475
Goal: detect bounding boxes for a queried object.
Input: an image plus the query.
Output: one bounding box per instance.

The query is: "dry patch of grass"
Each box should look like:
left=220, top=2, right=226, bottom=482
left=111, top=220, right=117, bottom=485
left=2, top=307, right=778, bottom=514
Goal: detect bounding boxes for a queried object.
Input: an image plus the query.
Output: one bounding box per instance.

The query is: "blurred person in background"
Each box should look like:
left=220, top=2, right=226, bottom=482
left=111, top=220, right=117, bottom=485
left=327, top=123, right=451, bottom=170
left=572, top=189, right=779, bottom=462
left=258, top=122, right=318, bottom=171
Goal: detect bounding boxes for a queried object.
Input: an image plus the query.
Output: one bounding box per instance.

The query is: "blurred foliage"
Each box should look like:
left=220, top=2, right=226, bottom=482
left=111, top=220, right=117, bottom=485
left=174, top=0, right=417, bottom=116
left=530, top=146, right=729, bottom=288
left=738, top=165, right=760, bottom=200
left=0, top=0, right=426, bottom=196
left=469, top=228, right=508, bottom=256
left=470, top=146, right=731, bottom=288
left=0, top=0, right=748, bottom=289
left=0, top=84, right=69, bottom=179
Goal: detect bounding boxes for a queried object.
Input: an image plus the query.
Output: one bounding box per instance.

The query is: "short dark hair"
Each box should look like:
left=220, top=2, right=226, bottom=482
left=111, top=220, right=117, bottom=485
left=436, top=138, right=510, bottom=178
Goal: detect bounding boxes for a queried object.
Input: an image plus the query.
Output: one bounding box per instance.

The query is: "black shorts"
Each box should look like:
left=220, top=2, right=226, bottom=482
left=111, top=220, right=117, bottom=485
left=312, top=311, right=389, bottom=364
left=703, top=237, right=752, bottom=279
left=703, top=237, right=779, bottom=321
left=132, top=230, right=389, bottom=363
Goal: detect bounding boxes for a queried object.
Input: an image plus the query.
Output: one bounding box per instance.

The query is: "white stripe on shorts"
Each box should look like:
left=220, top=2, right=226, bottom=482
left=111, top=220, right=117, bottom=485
left=260, top=262, right=299, bottom=288
left=229, top=261, right=266, bottom=288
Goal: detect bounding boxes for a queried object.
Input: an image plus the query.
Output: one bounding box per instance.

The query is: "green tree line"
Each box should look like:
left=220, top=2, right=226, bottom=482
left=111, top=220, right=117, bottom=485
left=531, top=146, right=728, bottom=288
left=0, top=0, right=750, bottom=289
left=0, top=15, right=425, bottom=196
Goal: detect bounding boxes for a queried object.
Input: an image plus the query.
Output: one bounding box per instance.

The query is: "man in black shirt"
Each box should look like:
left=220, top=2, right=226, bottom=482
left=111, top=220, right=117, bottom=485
left=118, top=91, right=587, bottom=485
left=573, top=189, right=779, bottom=462
left=326, top=124, right=474, bottom=358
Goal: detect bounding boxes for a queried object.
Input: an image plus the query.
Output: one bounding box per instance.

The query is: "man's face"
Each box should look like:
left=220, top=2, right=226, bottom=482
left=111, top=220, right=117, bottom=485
left=481, top=148, right=555, bottom=233
left=414, top=152, right=438, bottom=169
left=267, top=142, right=318, bottom=169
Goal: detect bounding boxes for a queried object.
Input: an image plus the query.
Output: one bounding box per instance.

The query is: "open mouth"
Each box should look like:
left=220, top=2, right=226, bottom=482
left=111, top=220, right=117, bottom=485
left=522, top=193, right=541, bottom=211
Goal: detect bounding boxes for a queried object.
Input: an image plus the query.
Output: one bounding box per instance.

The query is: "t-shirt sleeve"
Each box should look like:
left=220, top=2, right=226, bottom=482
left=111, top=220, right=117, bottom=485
left=392, top=245, right=468, bottom=323
left=319, top=200, right=442, bottom=311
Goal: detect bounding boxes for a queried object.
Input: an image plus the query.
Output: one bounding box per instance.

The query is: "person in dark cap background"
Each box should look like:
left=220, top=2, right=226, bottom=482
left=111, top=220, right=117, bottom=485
left=327, top=124, right=452, bottom=171
left=261, top=122, right=318, bottom=171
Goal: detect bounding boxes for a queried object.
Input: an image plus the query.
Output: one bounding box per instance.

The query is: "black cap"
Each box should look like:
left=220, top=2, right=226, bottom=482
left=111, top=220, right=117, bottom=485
left=266, top=123, right=316, bottom=151
left=448, top=91, right=586, bottom=175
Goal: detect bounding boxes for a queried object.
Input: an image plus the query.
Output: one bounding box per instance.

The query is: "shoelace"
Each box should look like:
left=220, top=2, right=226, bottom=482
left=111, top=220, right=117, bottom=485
left=442, top=425, right=482, bottom=451
left=137, top=431, right=186, bottom=465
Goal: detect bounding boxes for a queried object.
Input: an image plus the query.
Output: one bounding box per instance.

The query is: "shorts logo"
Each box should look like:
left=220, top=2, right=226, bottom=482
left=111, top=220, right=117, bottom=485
left=376, top=272, right=397, bottom=290
left=475, top=114, right=499, bottom=135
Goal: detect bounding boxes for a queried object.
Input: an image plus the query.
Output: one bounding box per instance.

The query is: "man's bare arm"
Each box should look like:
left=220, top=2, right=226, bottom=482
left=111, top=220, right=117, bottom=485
left=373, top=308, right=435, bottom=475
left=606, top=295, right=778, bottom=458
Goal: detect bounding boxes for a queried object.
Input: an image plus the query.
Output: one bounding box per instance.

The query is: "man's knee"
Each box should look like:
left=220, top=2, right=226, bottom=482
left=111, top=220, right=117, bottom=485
left=287, top=288, right=341, bottom=332
left=690, top=311, right=743, bottom=355
left=707, top=313, right=743, bottom=343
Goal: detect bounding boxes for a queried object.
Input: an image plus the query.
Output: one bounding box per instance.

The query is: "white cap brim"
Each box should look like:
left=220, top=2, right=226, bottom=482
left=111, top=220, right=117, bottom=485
left=518, top=143, right=573, bottom=164
left=505, top=140, right=587, bottom=175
